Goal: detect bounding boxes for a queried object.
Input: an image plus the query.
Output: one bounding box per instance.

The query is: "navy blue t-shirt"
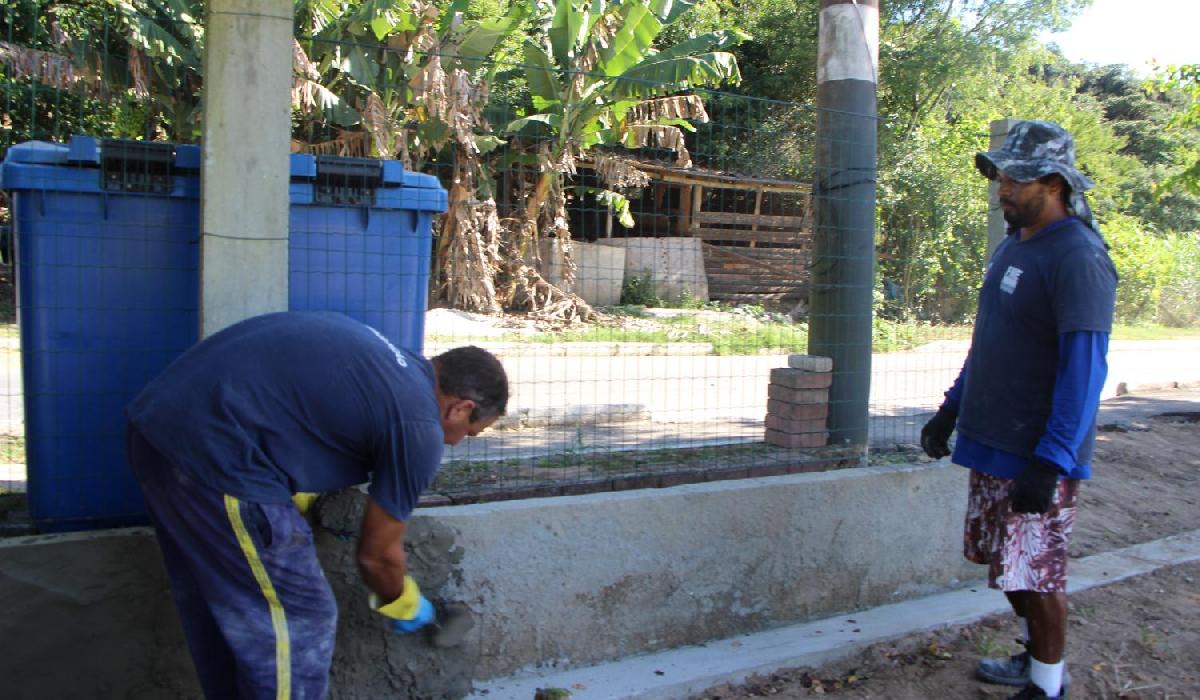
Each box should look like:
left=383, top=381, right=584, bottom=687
left=956, top=217, right=1117, bottom=463
left=126, top=312, right=443, bottom=521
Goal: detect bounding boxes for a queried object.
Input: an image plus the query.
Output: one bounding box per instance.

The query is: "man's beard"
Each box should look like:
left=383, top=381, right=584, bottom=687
left=1001, top=195, right=1045, bottom=229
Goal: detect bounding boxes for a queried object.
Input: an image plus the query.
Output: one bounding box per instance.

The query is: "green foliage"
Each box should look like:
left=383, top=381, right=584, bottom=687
left=619, top=273, right=661, bottom=306
left=0, top=0, right=204, bottom=142
left=1146, top=64, right=1200, bottom=197
left=507, top=0, right=746, bottom=230
left=1103, top=213, right=1200, bottom=326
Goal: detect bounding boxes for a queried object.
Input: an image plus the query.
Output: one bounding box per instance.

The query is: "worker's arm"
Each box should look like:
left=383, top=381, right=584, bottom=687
left=1012, top=330, right=1108, bottom=513
left=357, top=497, right=436, bottom=631
left=357, top=497, right=410, bottom=602
left=1033, top=330, right=1109, bottom=473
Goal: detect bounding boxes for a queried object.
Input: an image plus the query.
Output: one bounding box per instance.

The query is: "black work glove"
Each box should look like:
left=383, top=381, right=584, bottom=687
left=920, top=405, right=957, bottom=459
left=1010, top=457, right=1061, bottom=514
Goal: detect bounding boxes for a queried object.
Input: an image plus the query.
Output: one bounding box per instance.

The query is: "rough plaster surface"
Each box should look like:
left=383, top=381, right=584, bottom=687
left=314, top=489, right=478, bottom=699
left=420, top=463, right=978, bottom=681
left=1, top=463, right=978, bottom=699
left=0, top=529, right=198, bottom=699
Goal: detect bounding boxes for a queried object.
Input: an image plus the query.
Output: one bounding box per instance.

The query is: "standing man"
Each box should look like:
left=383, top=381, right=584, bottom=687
left=125, top=311, right=508, bottom=699
left=921, top=121, right=1117, bottom=700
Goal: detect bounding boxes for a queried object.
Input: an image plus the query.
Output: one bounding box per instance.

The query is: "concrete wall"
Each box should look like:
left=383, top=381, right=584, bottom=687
left=0, top=463, right=982, bottom=699
left=598, top=237, right=710, bottom=302
left=538, top=239, right=627, bottom=307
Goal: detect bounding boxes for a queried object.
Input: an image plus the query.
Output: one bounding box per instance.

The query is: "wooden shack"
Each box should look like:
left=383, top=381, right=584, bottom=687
left=571, top=160, right=814, bottom=307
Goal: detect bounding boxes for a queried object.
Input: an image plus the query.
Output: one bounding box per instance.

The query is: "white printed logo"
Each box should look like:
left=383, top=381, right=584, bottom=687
left=1000, top=265, right=1024, bottom=294
left=366, top=326, right=408, bottom=368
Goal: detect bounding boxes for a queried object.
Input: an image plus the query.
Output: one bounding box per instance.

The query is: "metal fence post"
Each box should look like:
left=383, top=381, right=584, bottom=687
left=987, top=118, right=1019, bottom=256
left=809, top=0, right=879, bottom=445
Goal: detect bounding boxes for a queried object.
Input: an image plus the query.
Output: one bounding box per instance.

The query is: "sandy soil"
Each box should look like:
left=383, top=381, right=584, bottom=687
left=698, top=412, right=1200, bottom=700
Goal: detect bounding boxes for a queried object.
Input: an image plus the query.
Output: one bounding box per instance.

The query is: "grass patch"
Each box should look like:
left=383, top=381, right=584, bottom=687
left=517, top=313, right=812, bottom=355
left=1111, top=323, right=1200, bottom=340
left=873, top=320, right=972, bottom=352
left=512, top=315, right=974, bottom=355
left=435, top=313, right=1199, bottom=357
left=0, top=433, right=24, bottom=464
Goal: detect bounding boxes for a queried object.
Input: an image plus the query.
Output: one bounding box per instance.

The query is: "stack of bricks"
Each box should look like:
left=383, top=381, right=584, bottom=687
left=765, top=354, right=832, bottom=448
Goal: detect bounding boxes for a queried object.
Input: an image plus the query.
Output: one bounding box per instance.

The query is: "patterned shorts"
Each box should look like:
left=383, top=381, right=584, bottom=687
left=963, top=470, right=1080, bottom=593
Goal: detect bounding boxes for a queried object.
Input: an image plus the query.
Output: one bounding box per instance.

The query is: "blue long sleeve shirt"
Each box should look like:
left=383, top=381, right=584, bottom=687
left=944, top=330, right=1109, bottom=480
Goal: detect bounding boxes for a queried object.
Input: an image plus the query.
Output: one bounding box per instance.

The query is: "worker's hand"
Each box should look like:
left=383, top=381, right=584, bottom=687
left=390, top=596, right=436, bottom=634
left=1010, top=457, right=1060, bottom=514
left=291, top=492, right=320, bottom=516
left=919, top=405, right=957, bottom=459
left=371, top=575, right=437, bottom=633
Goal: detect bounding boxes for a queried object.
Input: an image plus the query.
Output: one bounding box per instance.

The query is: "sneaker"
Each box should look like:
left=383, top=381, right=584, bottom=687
left=1008, top=682, right=1067, bottom=699
left=977, top=644, right=1072, bottom=689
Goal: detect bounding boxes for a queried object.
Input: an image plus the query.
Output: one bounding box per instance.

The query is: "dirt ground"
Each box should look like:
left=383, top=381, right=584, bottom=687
left=698, top=412, right=1200, bottom=700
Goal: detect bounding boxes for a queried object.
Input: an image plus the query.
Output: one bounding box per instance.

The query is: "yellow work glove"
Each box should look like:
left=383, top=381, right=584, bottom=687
left=291, top=492, right=320, bottom=515
left=369, top=576, right=436, bottom=633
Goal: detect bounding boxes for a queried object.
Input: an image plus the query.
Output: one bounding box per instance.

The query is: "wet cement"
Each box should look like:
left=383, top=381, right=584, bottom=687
left=314, top=489, right=478, bottom=699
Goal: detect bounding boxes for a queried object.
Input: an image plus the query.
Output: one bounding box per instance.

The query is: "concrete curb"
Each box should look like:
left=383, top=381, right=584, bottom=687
left=471, top=529, right=1200, bottom=700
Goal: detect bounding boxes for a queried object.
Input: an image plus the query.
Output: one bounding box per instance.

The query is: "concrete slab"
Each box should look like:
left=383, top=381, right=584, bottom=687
left=471, top=529, right=1200, bottom=700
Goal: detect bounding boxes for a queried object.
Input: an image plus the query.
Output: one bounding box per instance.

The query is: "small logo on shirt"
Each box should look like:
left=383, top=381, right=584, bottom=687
left=366, top=326, right=408, bottom=368
left=1000, top=265, right=1024, bottom=294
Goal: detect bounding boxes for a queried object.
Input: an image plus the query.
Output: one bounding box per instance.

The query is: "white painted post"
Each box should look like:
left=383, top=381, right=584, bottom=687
left=987, top=119, right=1019, bottom=256
left=200, top=0, right=293, bottom=337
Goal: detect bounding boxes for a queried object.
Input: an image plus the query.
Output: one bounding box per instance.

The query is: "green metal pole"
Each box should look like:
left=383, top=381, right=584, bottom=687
left=808, top=0, right=879, bottom=445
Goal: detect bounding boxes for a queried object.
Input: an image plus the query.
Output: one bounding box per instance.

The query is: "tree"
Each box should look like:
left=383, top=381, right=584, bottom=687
left=292, top=0, right=528, bottom=314
left=1147, top=64, right=1200, bottom=197
left=503, top=0, right=744, bottom=318
left=0, top=0, right=204, bottom=142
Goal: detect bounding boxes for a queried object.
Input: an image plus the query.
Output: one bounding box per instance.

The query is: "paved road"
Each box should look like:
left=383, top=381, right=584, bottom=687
left=444, top=338, right=1200, bottom=462
left=2, top=336, right=1198, bottom=473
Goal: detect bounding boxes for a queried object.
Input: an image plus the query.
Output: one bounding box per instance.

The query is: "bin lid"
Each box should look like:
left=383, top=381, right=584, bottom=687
left=288, top=153, right=448, bottom=213
left=3, top=136, right=199, bottom=169
left=1, top=136, right=200, bottom=194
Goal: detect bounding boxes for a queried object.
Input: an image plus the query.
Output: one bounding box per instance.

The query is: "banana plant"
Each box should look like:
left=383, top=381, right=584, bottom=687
left=294, top=0, right=526, bottom=164
left=0, top=0, right=206, bottom=140
left=294, top=0, right=527, bottom=316
left=506, top=0, right=745, bottom=249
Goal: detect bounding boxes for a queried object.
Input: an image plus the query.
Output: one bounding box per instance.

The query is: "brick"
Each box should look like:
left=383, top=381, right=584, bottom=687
left=561, top=481, right=611, bottom=497
left=610, top=474, right=661, bottom=492
left=787, top=461, right=831, bottom=474
left=747, top=463, right=792, bottom=478
left=788, top=354, right=833, bottom=372
left=765, top=414, right=828, bottom=435
left=770, top=367, right=834, bottom=389
left=765, top=428, right=829, bottom=448
left=659, top=471, right=700, bottom=488
left=767, top=399, right=829, bottom=420
left=706, top=467, right=751, bottom=483
left=767, top=384, right=830, bottom=404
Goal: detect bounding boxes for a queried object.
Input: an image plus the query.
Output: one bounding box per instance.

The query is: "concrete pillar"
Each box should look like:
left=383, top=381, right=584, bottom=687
left=986, top=119, right=1019, bottom=256
left=808, top=0, right=879, bottom=446
left=199, top=0, right=293, bottom=337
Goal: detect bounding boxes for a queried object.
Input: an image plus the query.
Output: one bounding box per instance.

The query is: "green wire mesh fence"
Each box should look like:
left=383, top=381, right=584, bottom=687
left=0, top=2, right=994, bottom=525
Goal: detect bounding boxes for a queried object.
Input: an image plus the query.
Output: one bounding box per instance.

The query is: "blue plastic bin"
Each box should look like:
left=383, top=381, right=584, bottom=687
left=0, top=136, right=200, bottom=531
left=288, top=154, right=448, bottom=353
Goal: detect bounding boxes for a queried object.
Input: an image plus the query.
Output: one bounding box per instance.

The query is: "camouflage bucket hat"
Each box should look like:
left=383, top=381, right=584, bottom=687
left=975, top=120, right=1094, bottom=193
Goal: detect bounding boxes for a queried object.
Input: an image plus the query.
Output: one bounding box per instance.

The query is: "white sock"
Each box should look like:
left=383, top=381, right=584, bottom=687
left=1018, top=617, right=1030, bottom=642
left=1030, top=659, right=1064, bottom=697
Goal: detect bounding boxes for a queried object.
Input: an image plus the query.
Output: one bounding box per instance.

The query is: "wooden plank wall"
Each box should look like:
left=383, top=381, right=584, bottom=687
left=685, top=185, right=813, bottom=305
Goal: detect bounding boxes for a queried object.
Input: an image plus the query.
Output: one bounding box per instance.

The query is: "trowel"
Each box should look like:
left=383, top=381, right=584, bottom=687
left=428, top=601, right=475, bottom=648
